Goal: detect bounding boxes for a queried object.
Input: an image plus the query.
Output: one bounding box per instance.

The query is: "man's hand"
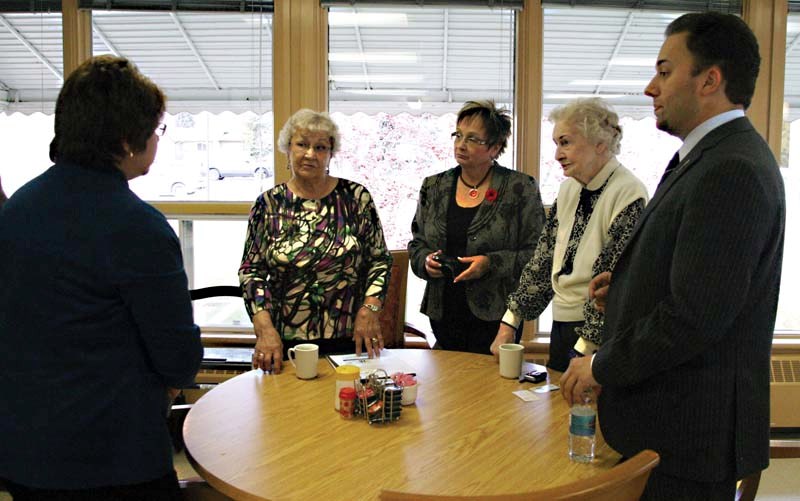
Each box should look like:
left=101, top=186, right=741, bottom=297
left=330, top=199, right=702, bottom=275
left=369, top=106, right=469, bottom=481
left=560, top=356, right=601, bottom=406
left=588, top=272, right=612, bottom=313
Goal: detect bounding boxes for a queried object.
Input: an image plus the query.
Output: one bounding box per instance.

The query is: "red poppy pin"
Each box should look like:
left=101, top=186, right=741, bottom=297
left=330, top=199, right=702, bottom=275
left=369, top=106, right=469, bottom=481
left=485, top=188, right=498, bottom=202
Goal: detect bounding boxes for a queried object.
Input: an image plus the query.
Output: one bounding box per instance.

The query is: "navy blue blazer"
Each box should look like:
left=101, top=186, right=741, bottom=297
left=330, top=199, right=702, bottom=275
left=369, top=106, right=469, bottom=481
left=0, top=162, right=203, bottom=489
left=594, top=117, right=785, bottom=482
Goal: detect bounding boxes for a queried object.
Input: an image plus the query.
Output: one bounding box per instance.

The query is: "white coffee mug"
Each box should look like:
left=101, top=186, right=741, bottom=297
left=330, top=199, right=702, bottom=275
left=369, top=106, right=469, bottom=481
left=401, top=382, right=419, bottom=406
left=288, top=343, right=319, bottom=379
left=499, top=343, right=524, bottom=379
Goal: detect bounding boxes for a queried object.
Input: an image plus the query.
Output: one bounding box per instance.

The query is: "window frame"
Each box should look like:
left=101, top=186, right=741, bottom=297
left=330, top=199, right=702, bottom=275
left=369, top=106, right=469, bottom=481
left=38, top=0, right=796, bottom=346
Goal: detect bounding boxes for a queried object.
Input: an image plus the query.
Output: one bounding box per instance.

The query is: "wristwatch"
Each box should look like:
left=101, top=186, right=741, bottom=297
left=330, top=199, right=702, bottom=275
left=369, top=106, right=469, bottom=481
left=361, top=303, right=382, bottom=313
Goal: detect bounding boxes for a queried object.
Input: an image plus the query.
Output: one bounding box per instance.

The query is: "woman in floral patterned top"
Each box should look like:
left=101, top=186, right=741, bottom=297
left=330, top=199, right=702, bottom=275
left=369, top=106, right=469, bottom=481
left=240, top=109, right=392, bottom=374
left=490, top=98, right=648, bottom=373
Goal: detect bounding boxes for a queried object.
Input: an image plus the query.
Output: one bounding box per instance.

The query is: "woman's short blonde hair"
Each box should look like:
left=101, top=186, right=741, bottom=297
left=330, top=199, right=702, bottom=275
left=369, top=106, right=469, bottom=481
left=548, top=98, right=622, bottom=155
left=277, top=109, right=341, bottom=156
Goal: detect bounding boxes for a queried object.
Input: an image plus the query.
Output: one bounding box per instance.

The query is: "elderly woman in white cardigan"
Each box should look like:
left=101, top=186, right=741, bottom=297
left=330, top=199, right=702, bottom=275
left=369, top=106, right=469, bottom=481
left=490, top=98, right=648, bottom=373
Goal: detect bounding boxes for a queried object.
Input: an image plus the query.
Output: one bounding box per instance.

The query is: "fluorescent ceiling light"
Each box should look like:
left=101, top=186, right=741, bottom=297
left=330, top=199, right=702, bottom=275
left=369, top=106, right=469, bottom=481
left=342, top=89, right=428, bottom=96
left=569, top=79, right=650, bottom=87
left=329, top=12, right=408, bottom=27
left=609, top=57, right=654, bottom=67
left=329, top=52, right=418, bottom=63
left=331, top=74, right=424, bottom=83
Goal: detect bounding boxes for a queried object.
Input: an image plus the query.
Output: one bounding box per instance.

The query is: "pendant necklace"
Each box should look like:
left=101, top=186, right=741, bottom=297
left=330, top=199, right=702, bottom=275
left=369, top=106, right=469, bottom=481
left=459, top=165, right=493, bottom=199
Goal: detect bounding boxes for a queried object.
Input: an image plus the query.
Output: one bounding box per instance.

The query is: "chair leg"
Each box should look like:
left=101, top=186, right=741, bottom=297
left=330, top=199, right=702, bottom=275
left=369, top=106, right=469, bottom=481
left=735, top=471, right=761, bottom=501
left=180, top=478, right=234, bottom=500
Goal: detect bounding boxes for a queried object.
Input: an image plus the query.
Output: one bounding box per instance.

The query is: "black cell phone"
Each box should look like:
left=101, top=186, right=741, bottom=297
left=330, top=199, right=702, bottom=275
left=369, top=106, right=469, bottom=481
left=521, top=370, right=547, bottom=384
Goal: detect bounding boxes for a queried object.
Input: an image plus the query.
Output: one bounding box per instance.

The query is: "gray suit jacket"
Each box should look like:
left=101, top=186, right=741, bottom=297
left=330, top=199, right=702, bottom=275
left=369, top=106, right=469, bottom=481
left=408, top=164, right=545, bottom=321
left=594, top=117, right=785, bottom=481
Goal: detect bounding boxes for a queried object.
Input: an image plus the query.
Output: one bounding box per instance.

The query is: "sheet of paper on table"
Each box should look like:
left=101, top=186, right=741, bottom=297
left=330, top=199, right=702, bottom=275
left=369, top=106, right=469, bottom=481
left=327, top=349, right=416, bottom=378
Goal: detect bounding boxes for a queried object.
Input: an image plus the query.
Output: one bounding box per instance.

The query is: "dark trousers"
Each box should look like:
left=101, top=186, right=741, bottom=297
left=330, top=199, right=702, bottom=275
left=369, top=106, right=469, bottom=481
left=4, top=470, right=182, bottom=501
left=429, top=283, right=503, bottom=354
left=641, top=468, right=736, bottom=501
left=547, top=320, right=584, bottom=372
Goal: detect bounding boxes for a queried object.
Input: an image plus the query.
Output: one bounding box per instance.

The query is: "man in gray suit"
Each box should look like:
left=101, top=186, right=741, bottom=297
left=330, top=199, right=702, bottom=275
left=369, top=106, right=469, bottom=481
left=561, top=12, right=785, bottom=500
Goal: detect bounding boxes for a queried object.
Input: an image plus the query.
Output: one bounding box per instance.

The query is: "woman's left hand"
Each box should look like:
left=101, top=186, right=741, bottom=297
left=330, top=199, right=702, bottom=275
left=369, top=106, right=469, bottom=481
left=453, top=255, right=490, bottom=283
left=353, top=306, right=384, bottom=358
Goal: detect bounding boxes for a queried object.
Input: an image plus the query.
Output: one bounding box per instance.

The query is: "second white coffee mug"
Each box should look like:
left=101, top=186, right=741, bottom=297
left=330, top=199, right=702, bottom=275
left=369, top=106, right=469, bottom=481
left=499, top=343, right=524, bottom=379
left=288, top=343, right=319, bottom=379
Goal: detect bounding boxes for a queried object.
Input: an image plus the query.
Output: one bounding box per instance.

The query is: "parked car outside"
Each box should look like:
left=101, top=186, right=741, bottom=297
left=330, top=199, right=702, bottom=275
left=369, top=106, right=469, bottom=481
left=208, top=160, right=271, bottom=180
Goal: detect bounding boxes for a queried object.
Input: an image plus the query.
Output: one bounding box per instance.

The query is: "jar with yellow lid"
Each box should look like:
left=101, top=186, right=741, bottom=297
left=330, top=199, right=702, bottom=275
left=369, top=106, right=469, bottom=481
left=334, top=364, right=361, bottom=411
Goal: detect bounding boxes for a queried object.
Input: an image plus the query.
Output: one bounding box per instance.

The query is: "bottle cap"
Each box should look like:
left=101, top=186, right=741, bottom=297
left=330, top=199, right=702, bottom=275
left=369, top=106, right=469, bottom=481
left=339, top=387, right=357, bottom=399
left=335, top=364, right=361, bottom=381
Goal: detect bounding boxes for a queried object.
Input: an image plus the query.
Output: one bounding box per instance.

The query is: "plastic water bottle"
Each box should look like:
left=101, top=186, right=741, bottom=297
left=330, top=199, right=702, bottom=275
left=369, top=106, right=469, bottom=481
left=569, top=388, right=596, bottom=463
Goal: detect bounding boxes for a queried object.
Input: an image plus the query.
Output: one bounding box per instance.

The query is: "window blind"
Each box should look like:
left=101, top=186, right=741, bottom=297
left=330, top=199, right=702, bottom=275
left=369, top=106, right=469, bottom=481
left=542, top=0, right=740, bottom=13
left=322, top=0, right=523, bottom=10
left=0, top=1, right=273, bottom=12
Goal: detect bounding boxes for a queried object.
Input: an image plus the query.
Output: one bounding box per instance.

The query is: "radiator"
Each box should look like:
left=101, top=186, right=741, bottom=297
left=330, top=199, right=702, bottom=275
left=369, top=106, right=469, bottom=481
left=770, top=356, right=800, bottom=429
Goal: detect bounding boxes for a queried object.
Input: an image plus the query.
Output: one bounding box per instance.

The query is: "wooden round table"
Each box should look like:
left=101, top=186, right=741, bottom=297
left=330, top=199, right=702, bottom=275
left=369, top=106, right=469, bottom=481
left=183, top=349, right=618, bottom=500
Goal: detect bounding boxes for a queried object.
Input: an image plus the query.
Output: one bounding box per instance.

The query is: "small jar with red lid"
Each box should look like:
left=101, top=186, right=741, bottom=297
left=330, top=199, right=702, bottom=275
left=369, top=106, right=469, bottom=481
left=339, top=387, right=357, bottom=419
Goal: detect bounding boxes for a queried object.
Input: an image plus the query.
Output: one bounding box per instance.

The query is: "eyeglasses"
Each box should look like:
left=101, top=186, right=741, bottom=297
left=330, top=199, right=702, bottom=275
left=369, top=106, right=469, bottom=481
left=291, top=141, right=331, bottom=154
left=451, top=131, right=488, bottom=147
left=155, top=124, right=167, bottom=137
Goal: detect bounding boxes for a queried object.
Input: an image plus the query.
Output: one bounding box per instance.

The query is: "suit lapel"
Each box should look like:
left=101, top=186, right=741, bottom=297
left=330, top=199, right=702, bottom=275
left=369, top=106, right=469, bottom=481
left=622, top=117, right=755, bottom=251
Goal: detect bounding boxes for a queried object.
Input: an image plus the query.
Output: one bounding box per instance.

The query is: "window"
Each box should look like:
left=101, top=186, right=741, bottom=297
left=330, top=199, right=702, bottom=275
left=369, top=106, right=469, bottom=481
left=0, top=10, right=63, bottom=197
left=328, top=4, right=516, bottom=250
left=328, top=3, right=517, bottom=335
left=84, top=8, right=275, bottom=202
left=777, top=11, right=800, bottom=332
left=188, top=220, right=251, bottom=327
left=537, top=3, right=736, bottom=332
left=540, top=5, right=684, bottom=204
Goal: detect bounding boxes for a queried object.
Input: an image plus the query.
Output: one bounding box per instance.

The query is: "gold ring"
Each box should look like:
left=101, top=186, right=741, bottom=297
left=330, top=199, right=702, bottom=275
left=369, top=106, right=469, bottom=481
left=257, top=352, right=265, bottom=358
left=371, top=337, right=378, bottom=343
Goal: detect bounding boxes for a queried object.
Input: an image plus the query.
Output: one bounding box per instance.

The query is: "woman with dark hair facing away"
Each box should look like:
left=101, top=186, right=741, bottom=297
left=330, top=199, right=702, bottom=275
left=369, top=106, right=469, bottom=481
left=240, top=109, right=392, bottom=374
left=0, top=56, right=202, bottom=500
left=408, top=100, right=545, bottom=354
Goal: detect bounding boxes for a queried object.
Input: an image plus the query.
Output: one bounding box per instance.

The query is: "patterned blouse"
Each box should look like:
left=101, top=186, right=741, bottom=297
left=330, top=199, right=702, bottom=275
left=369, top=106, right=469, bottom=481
left=239, top=179, right=392, bottom=341
left=507, top=180, right=645, bottom=347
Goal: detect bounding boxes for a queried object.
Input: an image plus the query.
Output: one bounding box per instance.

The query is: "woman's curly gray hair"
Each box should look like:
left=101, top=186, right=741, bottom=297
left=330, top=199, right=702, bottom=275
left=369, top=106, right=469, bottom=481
left=548, top=98, right=622, bottom=155
left=277, top=109, right=341, bottom=156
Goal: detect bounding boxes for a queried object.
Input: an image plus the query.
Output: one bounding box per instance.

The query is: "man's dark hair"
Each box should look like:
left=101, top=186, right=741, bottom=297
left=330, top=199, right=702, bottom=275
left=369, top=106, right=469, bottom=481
left=666, top=12, right=760, bottom=109
left=50, top=55, right=165, bottom=170
left=457, top=100, right=513, bottom=156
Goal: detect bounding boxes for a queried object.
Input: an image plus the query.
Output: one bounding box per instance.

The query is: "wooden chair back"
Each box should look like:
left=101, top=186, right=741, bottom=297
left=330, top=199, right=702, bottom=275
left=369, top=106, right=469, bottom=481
left=380, top=449, right=659, bottom=501
left=189, top=285, right=242, bottom=301
left=379, top=250, right=409, bottom=348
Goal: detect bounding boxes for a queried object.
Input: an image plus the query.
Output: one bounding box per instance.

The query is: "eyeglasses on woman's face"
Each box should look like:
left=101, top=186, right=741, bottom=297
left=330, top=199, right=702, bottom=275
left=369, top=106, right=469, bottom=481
left=291, top=141, right=331, bottom=154
left=155, top=123, right=167, bottom=137
left=451, top=131, right=488, bottom=147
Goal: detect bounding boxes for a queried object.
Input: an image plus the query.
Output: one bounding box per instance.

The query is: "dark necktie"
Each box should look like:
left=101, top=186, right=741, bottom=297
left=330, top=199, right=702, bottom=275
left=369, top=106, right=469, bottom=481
left=657, top=152, right=680, bottom=188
